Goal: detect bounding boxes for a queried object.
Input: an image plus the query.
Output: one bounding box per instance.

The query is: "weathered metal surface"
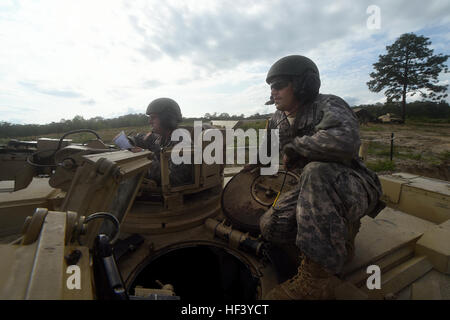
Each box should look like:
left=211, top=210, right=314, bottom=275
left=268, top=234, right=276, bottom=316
left=379, top=173, right=450, bottom=223
left=0, top=178, right=63, bottom=239
left=2, top=131, right=450, bottom=301
left=221, top=169, right=299, bottom=235
left=0, top=210, right=93, bottom=300
left=121, top=189, right=221, bottom=234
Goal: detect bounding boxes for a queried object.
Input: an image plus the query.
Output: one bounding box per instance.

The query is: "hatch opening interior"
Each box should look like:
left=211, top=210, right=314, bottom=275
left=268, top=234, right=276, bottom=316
left=128, top=244, right=260, bottom=300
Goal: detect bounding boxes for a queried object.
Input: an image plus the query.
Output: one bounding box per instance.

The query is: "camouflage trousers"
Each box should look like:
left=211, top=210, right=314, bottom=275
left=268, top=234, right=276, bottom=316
left=260, top=161, right=379, bottom=275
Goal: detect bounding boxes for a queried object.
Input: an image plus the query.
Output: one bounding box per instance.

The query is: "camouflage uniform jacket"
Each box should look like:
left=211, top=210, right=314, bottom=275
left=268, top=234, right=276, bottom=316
left=260, top=94, right=382, bottom=274
left=269, top=94, right=358, bottom=163
left=268, top=94, right=381, bottom=184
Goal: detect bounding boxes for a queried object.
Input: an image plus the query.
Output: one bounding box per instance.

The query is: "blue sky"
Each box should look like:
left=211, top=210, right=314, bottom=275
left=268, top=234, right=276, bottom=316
left=0, top=0, right=449, bottom=124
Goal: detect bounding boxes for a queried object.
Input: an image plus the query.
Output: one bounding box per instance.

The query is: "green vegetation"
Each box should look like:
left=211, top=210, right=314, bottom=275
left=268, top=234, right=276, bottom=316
left=2, top=100, right=449, bottom=140
left=438, top=151, right=450, bottom=161
left=363, top=139, right=448, bottom=167
left=366, top=141, right=387, bottom=156
left=238, top=120, right=267, bottom=131
left=360, top=125, right=386, bottom=132
left=367, top=32, right=449, bottom=122
left=353, top=101, right=450, bottom=122
left=368, top=142, right=414, bottom=159
left=0, top=114, right=150, bottom=140
left=0, top=126, right=149, bottom=145
left=366, top=160, right=396, bottom=172
left=406, top=117, right=450, bottom=124
left=0, top=113, right=273, bottom=140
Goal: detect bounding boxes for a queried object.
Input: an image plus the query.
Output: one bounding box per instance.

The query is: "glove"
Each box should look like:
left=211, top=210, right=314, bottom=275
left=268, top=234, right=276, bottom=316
left=127, top=135, right=137, bottom=147
left=282, top=143, right=308, bottom=170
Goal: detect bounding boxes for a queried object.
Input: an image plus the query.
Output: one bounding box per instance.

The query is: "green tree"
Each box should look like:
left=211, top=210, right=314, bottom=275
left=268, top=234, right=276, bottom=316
left=218, top=112, right=230, bottom=119
left=203, top=113, right=212, bottom=119
left=367, top=33, right=449, bottom=122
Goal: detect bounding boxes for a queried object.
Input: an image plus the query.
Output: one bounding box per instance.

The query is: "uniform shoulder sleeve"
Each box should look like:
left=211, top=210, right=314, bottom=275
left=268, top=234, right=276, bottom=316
left=289, top=94, right=361, bottom=162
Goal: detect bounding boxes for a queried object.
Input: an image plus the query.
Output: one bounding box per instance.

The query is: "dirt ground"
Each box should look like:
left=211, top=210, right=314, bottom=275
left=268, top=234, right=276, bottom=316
left=360, top=122, right=450, bottom=181
left=360, top=123, right=450, bottom=153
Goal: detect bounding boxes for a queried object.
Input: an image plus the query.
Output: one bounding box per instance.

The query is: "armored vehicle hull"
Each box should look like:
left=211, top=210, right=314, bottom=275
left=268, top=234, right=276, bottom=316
left=0, top=134, right=449, bottom=300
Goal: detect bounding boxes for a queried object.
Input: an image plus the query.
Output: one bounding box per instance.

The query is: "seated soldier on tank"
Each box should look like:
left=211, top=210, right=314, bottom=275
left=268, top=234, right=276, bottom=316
left=243, top=55, right=383, bottom=299
left=128, top=97, right=194, bottom=188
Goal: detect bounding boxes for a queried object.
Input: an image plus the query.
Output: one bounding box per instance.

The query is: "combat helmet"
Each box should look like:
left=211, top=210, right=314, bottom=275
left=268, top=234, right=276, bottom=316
left=146, top=97, right=182, bottom=130
left=266, top=55, right=320, bottom=83
left=266, top=55, right=321, bottom=103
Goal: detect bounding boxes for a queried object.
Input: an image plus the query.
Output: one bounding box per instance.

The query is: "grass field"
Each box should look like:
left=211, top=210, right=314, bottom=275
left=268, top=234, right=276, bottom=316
left=359, top=122, right=450, bottom=180
left=0, top=126, right=150, bottom=145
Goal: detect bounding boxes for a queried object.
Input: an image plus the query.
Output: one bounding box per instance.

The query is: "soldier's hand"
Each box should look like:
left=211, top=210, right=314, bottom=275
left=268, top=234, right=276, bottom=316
left=283, top=144, right=303, bottom=170
left=282, top=154, right=291, bottom=170
left=283, top=154, right=299, bottom=170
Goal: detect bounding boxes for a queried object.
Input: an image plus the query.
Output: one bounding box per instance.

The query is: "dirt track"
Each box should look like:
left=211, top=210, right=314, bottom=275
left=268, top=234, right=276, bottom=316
left=361, top=123, right=450, bottom=153
left=360, top=122, right=450, bottom=181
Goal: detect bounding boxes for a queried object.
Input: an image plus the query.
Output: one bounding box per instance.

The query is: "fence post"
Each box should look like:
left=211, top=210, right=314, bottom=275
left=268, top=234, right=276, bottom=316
left=390, top=132, right=394, bottom=161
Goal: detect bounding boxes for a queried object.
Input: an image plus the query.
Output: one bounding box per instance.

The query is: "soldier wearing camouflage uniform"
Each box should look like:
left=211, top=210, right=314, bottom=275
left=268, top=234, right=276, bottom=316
left=131, top=97, right=194, bottom=187
left=257, top=55, right=382, bottom=299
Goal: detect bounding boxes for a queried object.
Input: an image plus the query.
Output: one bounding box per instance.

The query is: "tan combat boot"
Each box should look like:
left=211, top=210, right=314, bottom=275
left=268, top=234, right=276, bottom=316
left=264, top=256, right=341, bottom=300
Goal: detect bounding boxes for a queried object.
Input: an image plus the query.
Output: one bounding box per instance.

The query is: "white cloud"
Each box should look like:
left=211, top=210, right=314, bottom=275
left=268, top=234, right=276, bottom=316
left=0, top=0, right=449, bottom=124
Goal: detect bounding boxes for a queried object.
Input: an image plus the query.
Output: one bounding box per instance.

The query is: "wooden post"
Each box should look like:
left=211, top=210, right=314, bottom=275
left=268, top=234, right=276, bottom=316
left=390, top=133, right=394, bottom=161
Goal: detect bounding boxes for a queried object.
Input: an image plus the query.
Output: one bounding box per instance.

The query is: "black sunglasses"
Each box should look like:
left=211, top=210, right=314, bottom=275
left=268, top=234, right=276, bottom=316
left=270, top=80, right=290, bottom=91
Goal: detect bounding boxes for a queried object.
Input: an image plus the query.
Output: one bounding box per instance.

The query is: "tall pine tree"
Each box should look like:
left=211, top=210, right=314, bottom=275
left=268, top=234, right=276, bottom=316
left=367, top=33, right=449, bottom=122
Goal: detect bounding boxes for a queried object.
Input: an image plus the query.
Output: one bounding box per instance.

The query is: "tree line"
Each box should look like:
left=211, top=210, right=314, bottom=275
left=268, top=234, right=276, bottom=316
left=1, top=100, right=449, bottom=140
left=0, top=112, right=270, bottom=139
left=203, top=112, right=271, bottom=120
left=353, top=101, right=450, bottom=121
left=0, top=114, right=149, bottom=139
